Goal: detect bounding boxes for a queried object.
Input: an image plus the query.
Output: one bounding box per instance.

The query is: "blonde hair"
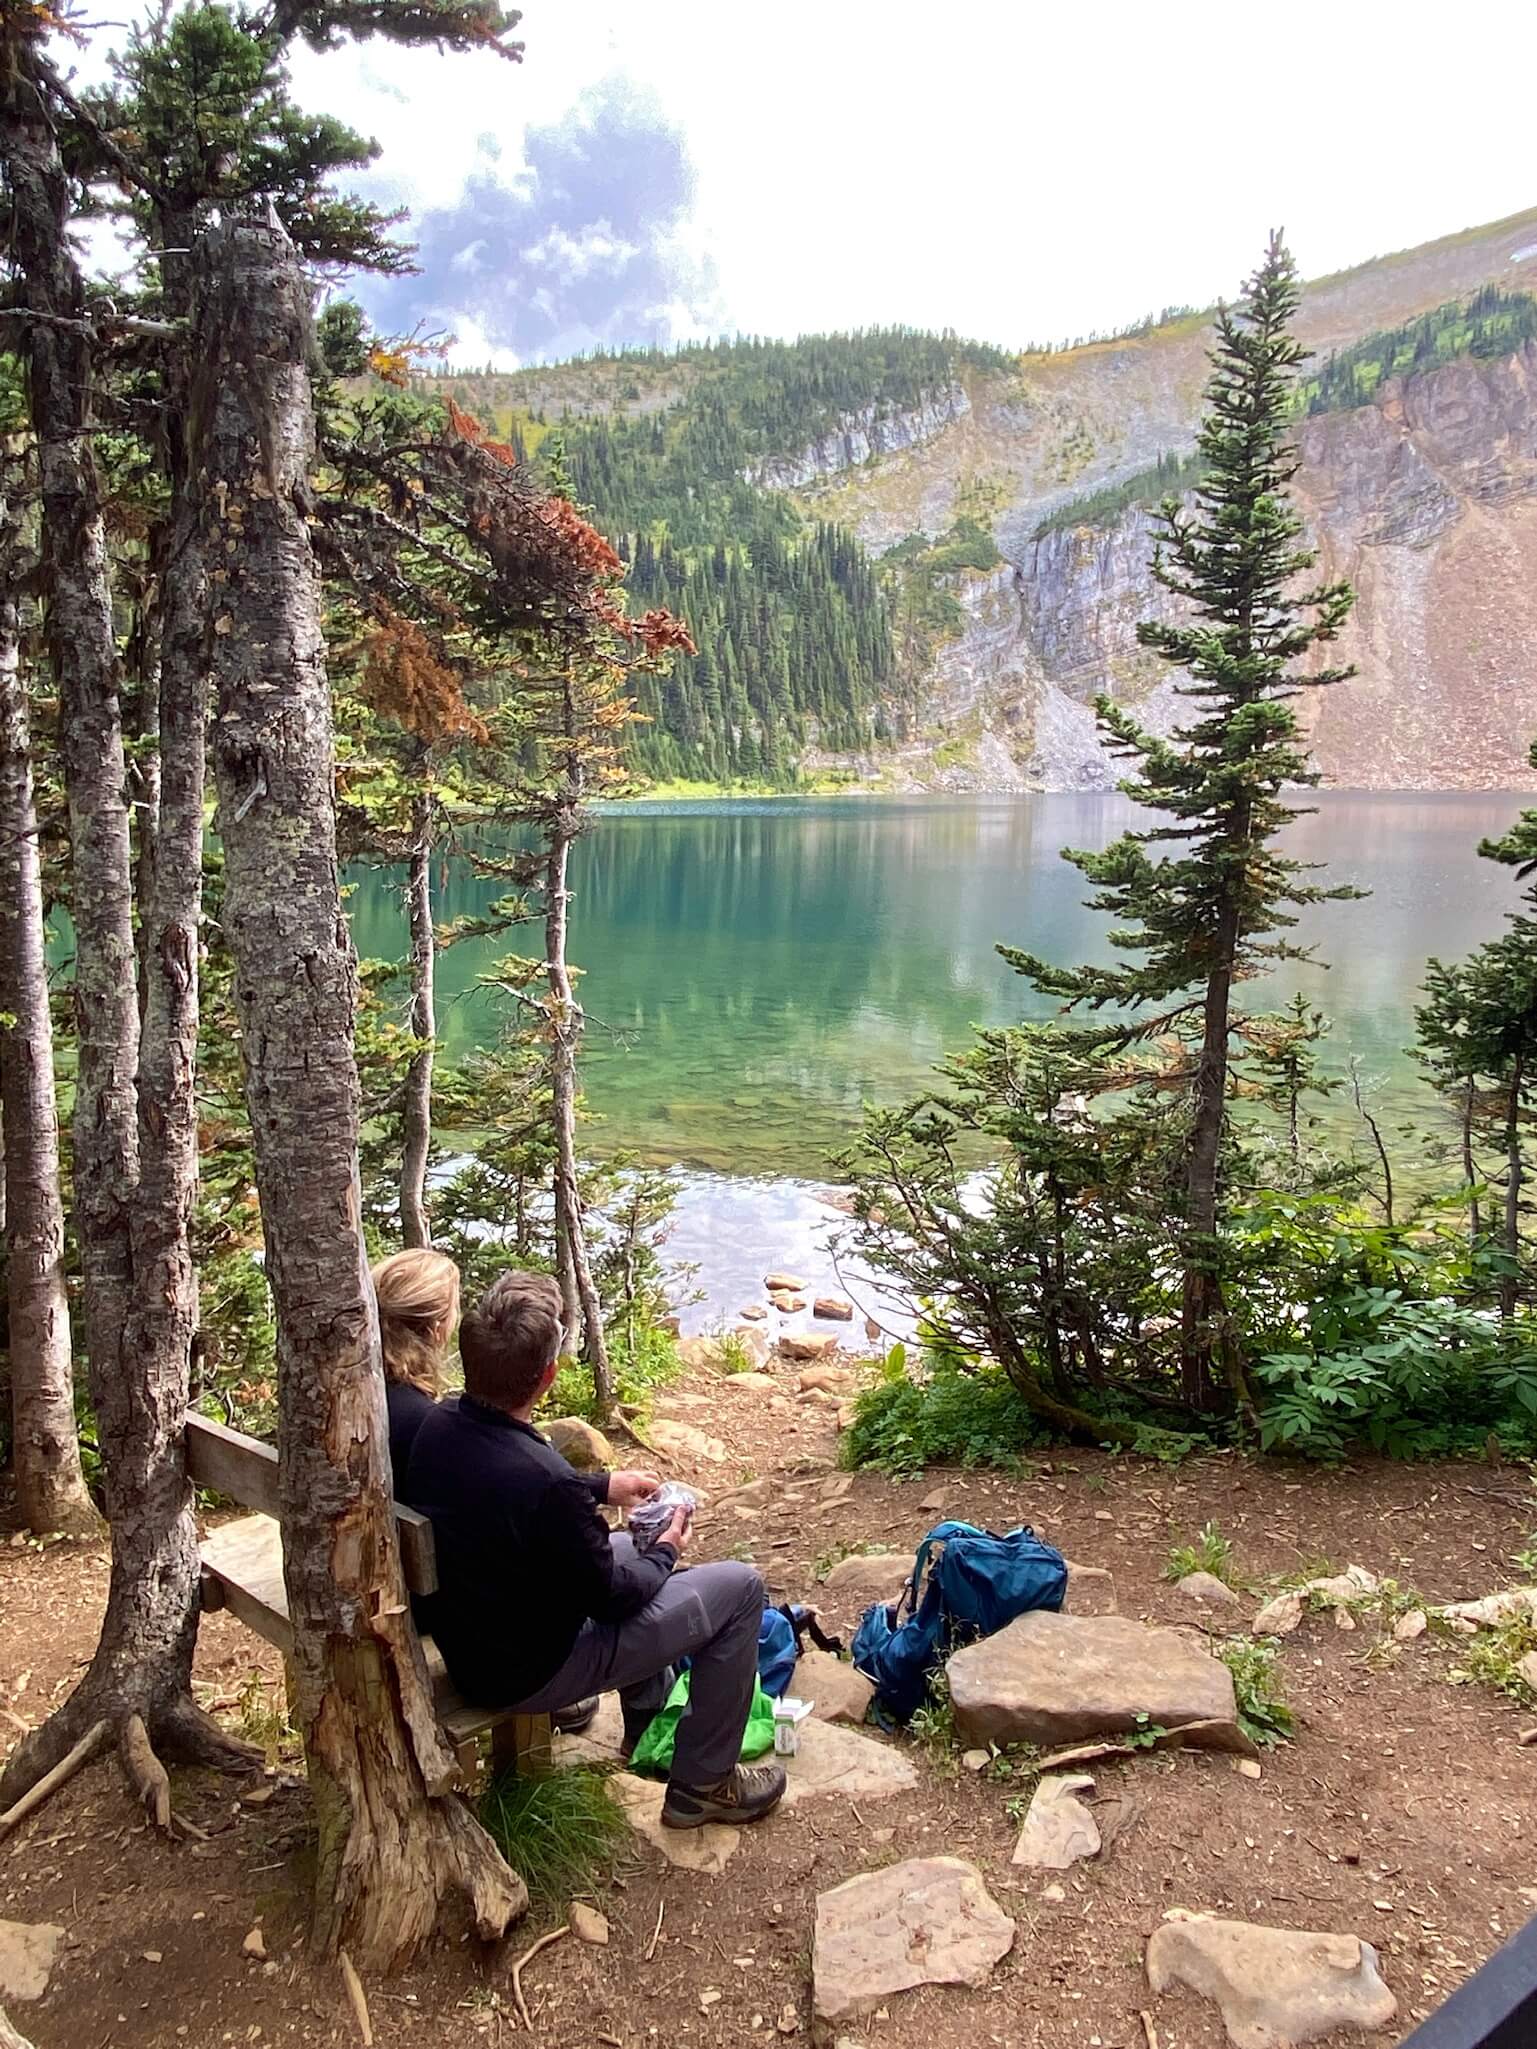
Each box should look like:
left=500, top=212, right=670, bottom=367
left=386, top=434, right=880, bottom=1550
left=371, top=1248, right=461, bottom=1397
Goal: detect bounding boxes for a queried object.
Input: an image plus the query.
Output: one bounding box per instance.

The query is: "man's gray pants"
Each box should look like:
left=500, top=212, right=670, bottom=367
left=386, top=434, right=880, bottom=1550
left=508, top=1538, right=766, bottom=1787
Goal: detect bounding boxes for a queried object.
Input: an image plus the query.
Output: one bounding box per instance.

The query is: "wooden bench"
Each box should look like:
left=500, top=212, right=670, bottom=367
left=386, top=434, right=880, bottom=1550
left=186, top=1412, right=552, bottom=1780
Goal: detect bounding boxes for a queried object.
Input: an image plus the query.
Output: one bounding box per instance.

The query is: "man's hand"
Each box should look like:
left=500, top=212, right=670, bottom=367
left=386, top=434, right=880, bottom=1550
left=607, top=1470, right=661, bottom=1512
left=660, top=1503, right=693, bottom=1554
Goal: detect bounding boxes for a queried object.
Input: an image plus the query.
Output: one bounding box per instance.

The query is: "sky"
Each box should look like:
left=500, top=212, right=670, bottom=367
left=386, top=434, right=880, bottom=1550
left=88, top=1, right=1537, bottom=369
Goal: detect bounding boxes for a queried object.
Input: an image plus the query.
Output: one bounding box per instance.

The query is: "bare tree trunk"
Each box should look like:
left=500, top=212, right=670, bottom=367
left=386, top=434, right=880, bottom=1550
left=399, top=788, right=435, bottom=1248
left=0, top=52, right=253, bottom=1825
left=1502, top=1056, right=1524, bottom=1323
left=1181, top=920, right=1233, bottom=1415
left=0, top=594, right=99, bottom=1536
left=197, top=213, right=525, bottom=1967
left=545, top=809, right=613, bottom=1419
left=125, top=586, right=162, bottom=1023
left=1463, top=1076, right=1482, bottom=1255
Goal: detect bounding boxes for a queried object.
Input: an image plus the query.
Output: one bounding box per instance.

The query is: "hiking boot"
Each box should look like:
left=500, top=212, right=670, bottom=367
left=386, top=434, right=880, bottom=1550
left=552, top=1697, right=600, bottom=1735
left=661, top=1761, right=788, bottom=1830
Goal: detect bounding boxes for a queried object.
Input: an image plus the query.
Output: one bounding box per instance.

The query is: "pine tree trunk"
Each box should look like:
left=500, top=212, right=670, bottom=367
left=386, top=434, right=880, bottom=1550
left=0, top=53, right=253, bottom=1825
left=1502, top=1056, right=1524, bottom=1322
left=399, top=790, right=435, bottom=1249
left=196, top=213, right=525, bottom=1966
left=0, top=594, right=99, bottom=1536
left=1463, top=1076, right=1482, bottom=1254
left=125, top=592, right=162, bottom=1022
left=545, top=811, right=613, bottom=1419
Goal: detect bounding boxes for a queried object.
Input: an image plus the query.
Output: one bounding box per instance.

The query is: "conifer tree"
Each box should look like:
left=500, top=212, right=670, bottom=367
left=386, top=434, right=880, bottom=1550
left=1008, top=235, right=1357, bottom=1412
left=1417, top=743, right=1537, bottom=1319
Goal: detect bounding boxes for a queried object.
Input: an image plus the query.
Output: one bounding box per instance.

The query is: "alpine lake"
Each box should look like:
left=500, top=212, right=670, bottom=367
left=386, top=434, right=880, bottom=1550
left=347, top=791, right=1530, bottom=1331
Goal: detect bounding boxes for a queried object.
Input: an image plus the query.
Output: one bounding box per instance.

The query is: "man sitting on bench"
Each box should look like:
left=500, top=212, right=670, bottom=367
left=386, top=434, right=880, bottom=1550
left=405, top=1269, right=787, bottom=1831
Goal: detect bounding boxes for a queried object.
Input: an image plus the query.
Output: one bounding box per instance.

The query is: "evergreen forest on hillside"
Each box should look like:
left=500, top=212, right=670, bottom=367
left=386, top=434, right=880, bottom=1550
left=429, top=330, right=1011, bottom=780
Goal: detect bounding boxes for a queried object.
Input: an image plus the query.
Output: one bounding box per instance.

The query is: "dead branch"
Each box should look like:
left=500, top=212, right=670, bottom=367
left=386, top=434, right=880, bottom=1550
left=645, top=1898, right=665, bottom=1962
left=339, top=1952, right=373, bottom=2046
left=510, top=1925, right=568, bottom=2031
left=0, top=1717, right=108, bottom=1841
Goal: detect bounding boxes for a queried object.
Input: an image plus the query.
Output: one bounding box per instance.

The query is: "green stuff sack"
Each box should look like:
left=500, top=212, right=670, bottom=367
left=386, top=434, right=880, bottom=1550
left=628, top=1673, right=776, bottom=1777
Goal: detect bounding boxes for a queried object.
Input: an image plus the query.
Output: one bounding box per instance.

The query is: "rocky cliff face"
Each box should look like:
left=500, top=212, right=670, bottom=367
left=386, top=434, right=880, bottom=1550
left=849, top=339, right=1537, bottom=792
left=745, top=383, right=971, bottom=489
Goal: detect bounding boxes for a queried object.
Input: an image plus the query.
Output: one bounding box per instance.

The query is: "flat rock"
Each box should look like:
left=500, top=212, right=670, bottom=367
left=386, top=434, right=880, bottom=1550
left=770, top=1291, right=808, bottom=1313
left=1063, top=1562, right=1118, bottom=1615
left=820, top=1551, right=907, bottom=1625
left=1176, top=1571, right=1242, bottom=1613
left=798, top=1366, right=844, bottom=1394
left=554, top=1693, right=627, bottom=1766
left=1440, top=1586, right=1537, bottom=1629
left=946, top=1611, right=1239, bottom=1749
left=610, top=1773, right=740, bottom=1872
left=764, top=1271, right=806, bottom=1293
left=780, top=1332, right=838, bottom=1363
left=542, top=1416, right=613, bottom=1471
left=1252, top=1592, right=1304, bottom=1636
left=739, top=1304, right=768, bottom=1320
left=0, top=1926, right=64, bottom=2005
left=1147, top=1914, right=1397, bottom=2049
left=813, top=1858, right=1014, bottom=2027
left=814, top=1296, right=854, bottom=1321
left=782, top=1718, right=917, bottom=1805
left=794, top=1648, right=876, bottom=1725
left=646, top=1417, right=729, bottom=1464
left=1394, top=1609, right=1428, bottom=1641
left=716, top=1476, right=775, bottom=1510
left=1010, top=1773, right=1101, bottom=1870
left=721, top=1370, right=780, bottom=1394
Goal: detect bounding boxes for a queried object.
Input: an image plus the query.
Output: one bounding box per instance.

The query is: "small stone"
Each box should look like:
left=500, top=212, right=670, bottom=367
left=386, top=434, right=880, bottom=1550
left=569, top=1903, right=610, bottom=1947
left=238, top=1781, right=277, bottom=1807
left=1394, top=1609, right=1428, bottom=1641
left=813, top=1858, right=1015, bottom=2027
left=814, top=1296, right=854, bottom=1321
left=864, top=1318, right=882, bottom=1341
left=1011, top=1773, right=1100, bottom=1870
left=1235, top=1758, right=1263, bottom=1780
left=720, top=1371, right=780, bottom=1393
left=740, top=1304, right=768, bottom=1321
left=962, top=1749, right=991, bottom=1773
left=1041, top=1884, right=1066, bottom=1903
left=1146, top=1914, right=1397, bottom=2049
left=142, top=1951, right=163, bottom=1965
left=780, top=1332, right=838, bottom=1363
left=241, top=1928, right=267, bottom=1963
left=1517, top=1650, right=1537, bottom=1694
left=764, top=1272, right=806, bottom=1293
left=799, top=1368, right=844, bottom=1396
left=919, top=1489, right=945, bottom=1512
left=1175, top=1571, right=1241, bottom=1613
left=646, top=1418, right=728, bottom=1464
left=542, top=1415, right=614, bottom=1471
left=0, top=1926, right=64, bottom=2008
left=716, top=1476, right=776, bottom=1511
left=775, top=2003, right=800, bottom=2034
left=770, top=1292, right=808, bottom=1313
left=820, top=1473, right=855, bottom=1502
left=1252, top=1591, right=1304, bottom=1636
left=1063, top=1563, right=1118, bottom=1616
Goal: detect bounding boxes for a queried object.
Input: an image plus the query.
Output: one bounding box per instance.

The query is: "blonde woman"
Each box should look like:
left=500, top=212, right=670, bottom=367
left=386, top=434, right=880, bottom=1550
left=372, top=1247, right=461, bottom=1490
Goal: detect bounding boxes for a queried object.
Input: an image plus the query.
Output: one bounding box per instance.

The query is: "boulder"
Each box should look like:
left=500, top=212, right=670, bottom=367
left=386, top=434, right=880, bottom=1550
left=770, top=1291, right=808, bottom=1313
left=1394, top=1609, right=1428, bottom=1642
left=646, top=1418, right=728, bottom=1464
left=731, top=1325, right=772, bottom=1368
left=946, top=1611, right=1239, bottom=1749
left=1010, top=1773, right=1100, bottom=1871
left=814, top=1295, right=854, bottom=1321
left=1176, top=1570, right=1242, bottom=1614
left=719, top=1370, right=779, bottom=1393
left=0, top=1926, right=64, bottom=2005
left=864, top=1317, right=882, bottom=1341
left=1146, top=1914, right=1397, bottom=2049
left=1063, top=1562, right=1118, bottom=1616
left=780, top=1332, right=838, bottom=1363
left=820, top=1551, right=907, bottom=1625
left=542, top=1416, right=613, bottom=1471
left=795, top=1648, right=876, bottom=1726
left=813, top=1858, right=1014, bottom=2028
left=764, top=1271, right=806, bottom=1293
left=715, top=1476, right=776, bottom=1511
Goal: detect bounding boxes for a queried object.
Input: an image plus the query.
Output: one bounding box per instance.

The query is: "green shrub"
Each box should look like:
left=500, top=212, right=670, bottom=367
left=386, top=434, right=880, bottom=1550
left=1164, top=1521, right=1236, bottom=1584
left=1218, top=1638, right=1294, bottom=1749
left=479, top=1765, right=630, bottom=1904
left=841, top=1350, right=1045, bottom=1475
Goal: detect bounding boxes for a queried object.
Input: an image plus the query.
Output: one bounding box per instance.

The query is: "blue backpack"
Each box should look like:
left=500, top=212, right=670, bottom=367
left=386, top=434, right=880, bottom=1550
left=850, top=1519, right=1067, bottom=1723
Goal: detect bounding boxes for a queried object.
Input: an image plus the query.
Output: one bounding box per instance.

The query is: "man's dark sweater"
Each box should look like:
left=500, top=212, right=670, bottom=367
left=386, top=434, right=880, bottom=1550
left=404, top=1393, right=677, bottom=1707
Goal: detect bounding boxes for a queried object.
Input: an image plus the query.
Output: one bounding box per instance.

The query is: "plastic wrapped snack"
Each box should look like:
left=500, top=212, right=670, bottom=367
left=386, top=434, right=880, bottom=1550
left=627, top=1480, right=697, bottom=1554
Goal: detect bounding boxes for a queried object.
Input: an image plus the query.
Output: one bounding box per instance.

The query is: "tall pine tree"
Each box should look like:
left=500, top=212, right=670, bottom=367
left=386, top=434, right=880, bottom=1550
left=1008, top=234, right=1356, bottom=1413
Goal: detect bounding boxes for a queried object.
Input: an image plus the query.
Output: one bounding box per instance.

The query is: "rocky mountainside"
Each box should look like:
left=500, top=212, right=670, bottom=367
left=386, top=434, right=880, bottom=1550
left=446, top=208, right=1537, bottom=790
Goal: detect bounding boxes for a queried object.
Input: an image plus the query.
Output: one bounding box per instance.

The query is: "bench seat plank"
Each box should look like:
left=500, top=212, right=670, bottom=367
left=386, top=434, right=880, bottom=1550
left=199, top=1512, right=517, bottom=1743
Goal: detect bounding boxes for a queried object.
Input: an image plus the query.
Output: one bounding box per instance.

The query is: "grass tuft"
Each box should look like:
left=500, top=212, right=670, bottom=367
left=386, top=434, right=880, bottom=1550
left=1164, top=1520, right=1236, bottom=1585
left=479, top=1765, right=631, bottom=1905
left=1218, top=1636, right=1294, bottom=1749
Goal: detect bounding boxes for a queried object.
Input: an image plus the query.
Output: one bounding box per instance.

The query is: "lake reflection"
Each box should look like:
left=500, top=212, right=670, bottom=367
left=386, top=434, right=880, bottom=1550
left=345, top=791, right=1529, bottom=1178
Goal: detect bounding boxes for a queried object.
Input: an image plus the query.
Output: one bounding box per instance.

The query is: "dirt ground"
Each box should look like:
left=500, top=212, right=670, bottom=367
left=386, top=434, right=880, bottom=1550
left=4, top=1349, right=1536, bottom=2049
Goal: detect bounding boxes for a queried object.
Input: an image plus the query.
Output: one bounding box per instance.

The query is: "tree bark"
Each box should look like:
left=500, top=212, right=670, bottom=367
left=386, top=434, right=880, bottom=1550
left=196, top=213, right=525, bottom=1967
left=399, top=788, right=435, bottom=1248
left=0, top=49, right=253, bottom=1825
left=1180, top=904, right=1234, bottom=1414
left=0, top=593, right=99, bottom=1536
left=1502, top=1055, right=1524, bottom=1322
left=545, top=804, right=613, bottom=1420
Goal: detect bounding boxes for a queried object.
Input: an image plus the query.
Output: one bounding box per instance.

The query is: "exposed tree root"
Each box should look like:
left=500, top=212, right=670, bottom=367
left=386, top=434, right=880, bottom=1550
left=0, top=1688, right=259, bottom=1840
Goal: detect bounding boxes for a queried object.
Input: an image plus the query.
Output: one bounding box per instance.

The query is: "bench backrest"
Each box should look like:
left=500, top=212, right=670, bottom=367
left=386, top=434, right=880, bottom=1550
left=185, top=1412, right=439, bottom=1596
